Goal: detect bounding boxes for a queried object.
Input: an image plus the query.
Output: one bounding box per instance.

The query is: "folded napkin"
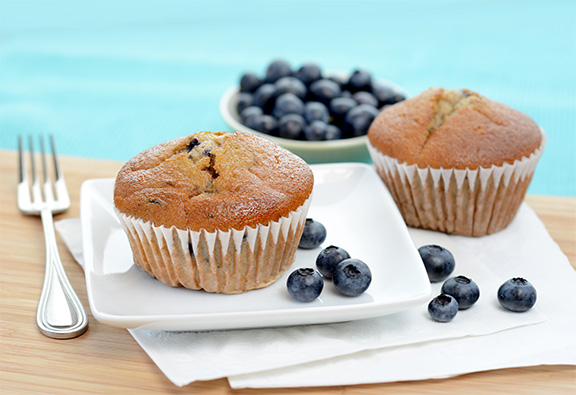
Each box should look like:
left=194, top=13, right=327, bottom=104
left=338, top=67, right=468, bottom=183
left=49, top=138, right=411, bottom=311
left=55, top=203, right=576, bottom=388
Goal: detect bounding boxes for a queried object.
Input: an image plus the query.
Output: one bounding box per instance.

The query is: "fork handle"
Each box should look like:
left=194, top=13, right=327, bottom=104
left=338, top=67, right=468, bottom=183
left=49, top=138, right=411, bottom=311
left=37, top=208, right=88, bottom=339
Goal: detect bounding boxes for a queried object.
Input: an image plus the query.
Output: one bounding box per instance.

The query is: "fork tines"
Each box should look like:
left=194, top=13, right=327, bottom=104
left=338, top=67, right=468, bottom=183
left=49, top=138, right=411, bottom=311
left=18, top=135, right=70, bottom=214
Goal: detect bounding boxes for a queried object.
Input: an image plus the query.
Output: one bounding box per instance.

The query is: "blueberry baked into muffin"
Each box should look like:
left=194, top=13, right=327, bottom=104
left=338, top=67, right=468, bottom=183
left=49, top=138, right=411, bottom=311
left=114, top=131, right=314, bottom=293
left=368, top=87, right=545, bottom=236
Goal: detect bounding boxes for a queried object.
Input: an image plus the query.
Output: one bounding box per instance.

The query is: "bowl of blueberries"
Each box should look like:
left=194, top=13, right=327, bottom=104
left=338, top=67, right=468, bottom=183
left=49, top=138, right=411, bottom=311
left=220, top=59, right=408, bottom=163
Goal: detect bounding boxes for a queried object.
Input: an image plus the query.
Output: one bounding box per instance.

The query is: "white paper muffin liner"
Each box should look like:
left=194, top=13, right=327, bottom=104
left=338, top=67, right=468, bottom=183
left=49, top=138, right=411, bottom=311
left=115, top=197, right=311, bottom=294
left=368, top=130, right=546, bottom=236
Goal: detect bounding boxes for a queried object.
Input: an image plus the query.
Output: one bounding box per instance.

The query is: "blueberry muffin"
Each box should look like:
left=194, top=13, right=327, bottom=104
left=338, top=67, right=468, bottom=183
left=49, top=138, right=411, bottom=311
left=367, top=87, right=545, bottom=236
left=114, top=131, right=314, bottom=293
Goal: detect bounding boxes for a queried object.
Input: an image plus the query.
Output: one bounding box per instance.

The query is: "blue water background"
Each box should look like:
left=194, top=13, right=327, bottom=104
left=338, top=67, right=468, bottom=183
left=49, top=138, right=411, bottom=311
left=1, top=0, right=574, bottom=196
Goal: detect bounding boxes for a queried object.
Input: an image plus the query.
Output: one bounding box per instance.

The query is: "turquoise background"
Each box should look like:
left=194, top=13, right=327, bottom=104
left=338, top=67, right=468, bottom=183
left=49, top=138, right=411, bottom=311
left=1, top=0, right=574, bottom=196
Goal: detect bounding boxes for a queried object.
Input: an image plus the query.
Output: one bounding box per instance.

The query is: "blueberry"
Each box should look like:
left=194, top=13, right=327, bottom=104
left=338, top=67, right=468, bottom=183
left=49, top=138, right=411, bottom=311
left=298, top=218, right=327, bottom=249
left=352, top=91, right=379, bottom=108
left=239, top=72, right=262, bottom=93
left=344, top=104, right=379, bottom=137
left=303, top=120, right=328, bottom=141
left=257, top=115, right=278, bottom=135
left=497, top=277, right=537, bottom=312
left=240, top=106, right=262, bottom=122
left=346, top=69, right=372, bottom=92
left=278, top=113, right=305, bottom=139
left=236, top=93, right=254, bottom=114
left=265, top=59, right=292, bottom=83
left=304, top=101, right=330, bottom=123
left=252, top=83, right=277, bottom=113
left=274, top=76, right=307, bottom=100
left=418, top=244, right=456, bottom=283
left=372, top=82, right=405, bottom=106
left=325, top=124, right=342, bottom=140
left=329, top=97, right=357, bottom=119
left=273, top=93, right=304, bottom=118
left=309, top=79, right=342, bottom=105
left=295, top=63, right=322, bottom=86
left=243, top=113, right=264, bottom=131
left=332, top=259, right=372, bottom=297
left=441, top=276, right=480, bottom=310
left=286, top=268, right=324, bottom=302
left=428, top=294, right=459, bottom=322
left=316, top=245, right=351, bottom=279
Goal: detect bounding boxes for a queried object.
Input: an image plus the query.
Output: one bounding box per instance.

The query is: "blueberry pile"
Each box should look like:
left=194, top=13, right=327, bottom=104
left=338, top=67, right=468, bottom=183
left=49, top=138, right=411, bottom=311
left=419, top=244, right=537, bottom=322
left=287, top=220, right=372, bottom=302
left=236, top=59, right=406, bottom=141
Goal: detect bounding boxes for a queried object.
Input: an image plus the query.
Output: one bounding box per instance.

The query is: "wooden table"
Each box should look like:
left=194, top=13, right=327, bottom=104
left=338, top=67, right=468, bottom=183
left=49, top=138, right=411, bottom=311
left=1, top=150, right=575, bottom=394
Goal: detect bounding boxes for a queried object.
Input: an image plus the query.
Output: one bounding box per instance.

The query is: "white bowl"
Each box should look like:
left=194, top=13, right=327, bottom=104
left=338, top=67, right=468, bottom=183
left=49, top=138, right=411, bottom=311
left=219, top=75, right=408, bottom=164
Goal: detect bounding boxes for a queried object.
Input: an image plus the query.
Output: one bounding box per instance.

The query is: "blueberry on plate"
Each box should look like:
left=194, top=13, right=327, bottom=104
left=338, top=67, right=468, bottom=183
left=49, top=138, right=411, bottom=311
left=298, top=218, right=327, bottom=249
left=441, top=275, right=480, bottom=310
left=295, top=63, right=322, bottom=85
left=278, top=113, right=305, bottom=139
left=239, top=72, right=262, bottom=93
left=497, top=277, right=537, bottom=312
left=332, top=258, right=372, bottom=296
left=316, top=245, right=351, bottom=279
left=428, top=294, right=459, bottom=322
left=287, top=268, right=324, bottom=302
left=265, top=59, right=292, bottom=83
left=273, top=93, right=305, bottom=118
left=418, top=244, right=456, bottom=283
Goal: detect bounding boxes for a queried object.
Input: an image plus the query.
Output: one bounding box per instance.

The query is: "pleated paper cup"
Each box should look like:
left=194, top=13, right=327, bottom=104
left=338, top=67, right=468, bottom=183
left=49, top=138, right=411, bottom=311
left=115, top=197, right=311, bottom=294
left=368, top=131, right=546, bottom=236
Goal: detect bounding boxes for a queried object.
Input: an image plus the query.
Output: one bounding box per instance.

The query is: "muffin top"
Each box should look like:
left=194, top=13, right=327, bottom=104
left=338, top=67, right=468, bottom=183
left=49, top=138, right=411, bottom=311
left=114, top=131, right=314, bottom=232
left=368, top=87, right=543, bottom=169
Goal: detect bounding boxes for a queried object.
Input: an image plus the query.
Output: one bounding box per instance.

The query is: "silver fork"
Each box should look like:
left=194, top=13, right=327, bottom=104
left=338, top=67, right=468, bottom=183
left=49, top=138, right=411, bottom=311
left=18, top=135, right=88, bottom=339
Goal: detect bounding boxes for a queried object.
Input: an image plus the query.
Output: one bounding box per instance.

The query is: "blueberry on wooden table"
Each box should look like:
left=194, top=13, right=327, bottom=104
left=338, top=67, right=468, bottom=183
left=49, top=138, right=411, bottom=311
left=428, top=294, right=459, bottom=322
left=418, top=244, right=456, bottom=283
left=497, top=277, right=537, bottom=312
left=287, top=268, right=324, bottom=302
left=441, top=275, right=480, bottom=310
left=298, top=218, right=327, bottom=249
left=332, top=258, right=372, bottom=297
left=316, top=245, right=351, bottom=279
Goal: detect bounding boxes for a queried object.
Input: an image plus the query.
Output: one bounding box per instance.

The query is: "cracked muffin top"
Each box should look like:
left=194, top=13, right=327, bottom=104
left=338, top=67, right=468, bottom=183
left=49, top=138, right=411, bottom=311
left=114, top=131, right=314, bottom=232
left=367, top=87, right=543, bottom=169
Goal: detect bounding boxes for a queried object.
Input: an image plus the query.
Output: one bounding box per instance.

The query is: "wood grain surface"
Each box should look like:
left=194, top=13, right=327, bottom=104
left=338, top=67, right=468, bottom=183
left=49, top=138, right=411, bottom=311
left=1, top=149, right=574, bottom=394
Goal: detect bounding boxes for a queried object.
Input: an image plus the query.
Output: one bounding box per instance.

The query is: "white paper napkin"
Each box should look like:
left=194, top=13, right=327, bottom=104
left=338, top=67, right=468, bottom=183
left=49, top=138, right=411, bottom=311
left=55, top=203, right=576, bottom=387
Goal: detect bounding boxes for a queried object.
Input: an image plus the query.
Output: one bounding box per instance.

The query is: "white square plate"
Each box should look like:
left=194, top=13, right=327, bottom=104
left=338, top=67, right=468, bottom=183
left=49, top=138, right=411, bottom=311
left=81, top=163, right=430, bottom=331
